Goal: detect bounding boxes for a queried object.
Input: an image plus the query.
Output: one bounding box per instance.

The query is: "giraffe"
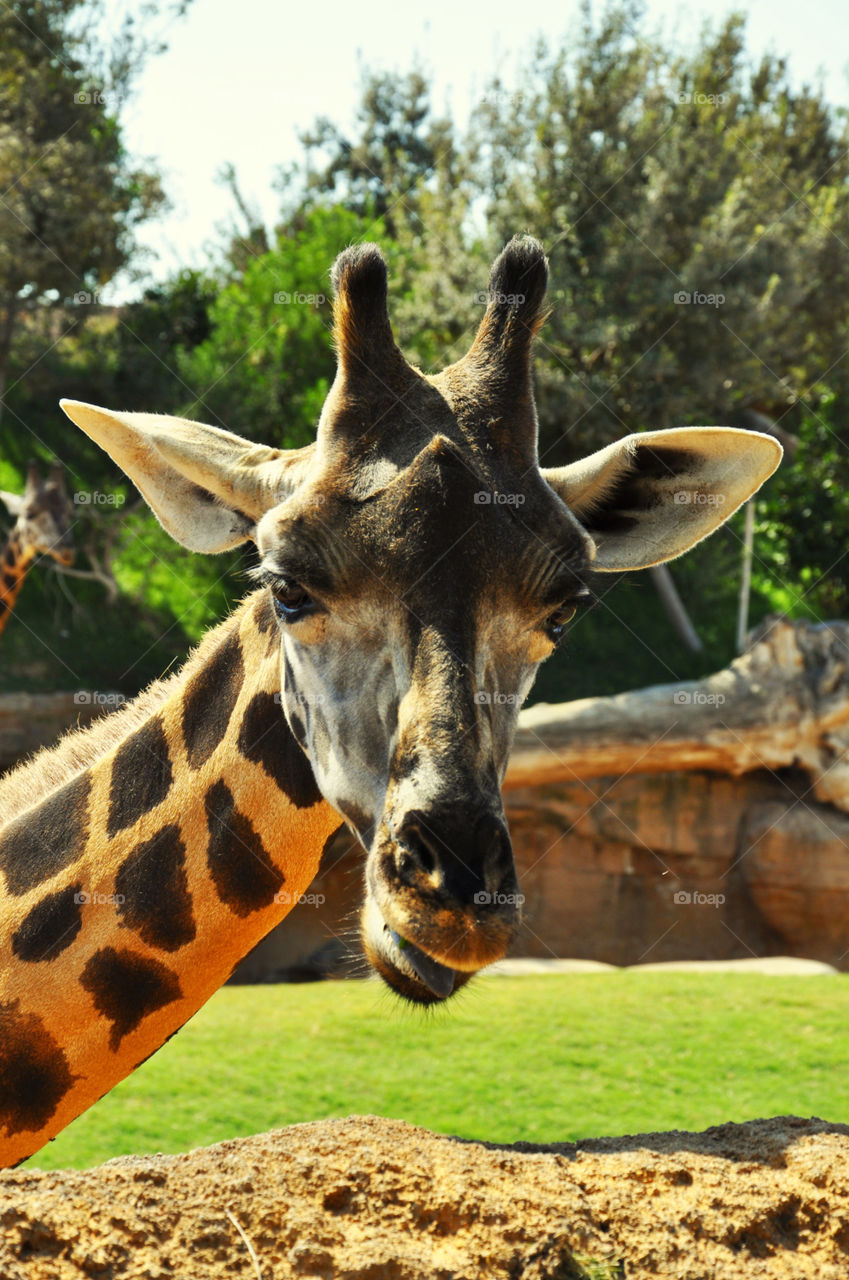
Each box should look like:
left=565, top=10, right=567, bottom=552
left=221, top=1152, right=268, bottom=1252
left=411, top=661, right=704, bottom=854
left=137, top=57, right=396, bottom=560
left=0, top=237, right=782, bottom=1167
left=0, top=461, right=75, bottom=638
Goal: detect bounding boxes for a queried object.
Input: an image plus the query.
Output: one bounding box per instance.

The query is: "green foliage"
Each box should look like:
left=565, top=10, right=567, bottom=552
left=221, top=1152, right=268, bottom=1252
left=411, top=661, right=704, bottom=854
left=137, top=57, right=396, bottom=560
left=110, top=510, right=243, bottom=645
left=539, top=485, right=793, bottom=701
left=106, top=270, right=219, bottom=414
left=756, top=398, right=849, bottom=619
left=28, top=973, right=849, bottom=1170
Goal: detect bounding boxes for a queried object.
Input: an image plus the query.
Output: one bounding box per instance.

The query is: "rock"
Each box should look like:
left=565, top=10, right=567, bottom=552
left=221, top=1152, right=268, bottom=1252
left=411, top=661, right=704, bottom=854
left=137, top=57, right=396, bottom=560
left=2, top=1115, right=848, bottom=1278
left=742, top=801, right=849, bottom=962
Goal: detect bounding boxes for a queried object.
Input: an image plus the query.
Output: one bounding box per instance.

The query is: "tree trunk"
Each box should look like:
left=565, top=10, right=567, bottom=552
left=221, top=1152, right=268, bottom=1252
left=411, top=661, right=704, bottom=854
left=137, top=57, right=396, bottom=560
left=649, top=564, right=702, bottom=652
left=736, top=500, right=754, bottom=653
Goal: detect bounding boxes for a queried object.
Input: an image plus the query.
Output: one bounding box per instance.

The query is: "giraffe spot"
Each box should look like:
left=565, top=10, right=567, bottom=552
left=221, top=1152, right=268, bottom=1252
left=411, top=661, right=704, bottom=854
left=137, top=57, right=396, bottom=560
left=289, top=709, right=306, bottom=745
left=80, top=947, right=182, bottom=1052
left=11, top=883, right=84, bottom=962
left=3, top=545, right=15, bottom=566
left=182, top=629, right=245, bottom=769
left=205, top=779, right=283, bottom=915
left=2, top=570, right=17, bottom=591
left=115, top=825, right=196, bottom=952
left=253, top=590, right=277, bottom=634
left=106, top=715, right=174, bottom=838
left=237, top=692, right=322, bottom=809
left=0, top=771, right=91, bottom=896
left=0, top=1001, right=76, bottom=1136
left=252, top=589, right=282, bottom=657
left=0, top=599, right=7, bottom=616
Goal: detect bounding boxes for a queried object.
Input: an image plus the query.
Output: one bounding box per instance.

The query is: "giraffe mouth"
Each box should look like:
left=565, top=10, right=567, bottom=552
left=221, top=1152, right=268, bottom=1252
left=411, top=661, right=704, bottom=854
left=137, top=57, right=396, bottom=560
left=387, top=929, right=457, bottom=999
left=360, top=895, right=472, bottom=1004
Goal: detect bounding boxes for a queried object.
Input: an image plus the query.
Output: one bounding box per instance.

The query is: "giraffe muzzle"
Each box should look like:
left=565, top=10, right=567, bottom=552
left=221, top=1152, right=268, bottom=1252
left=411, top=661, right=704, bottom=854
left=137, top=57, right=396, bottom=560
left=388, top=929, right=457, bottom=999
left=360, top=804, right=521, bottom=1003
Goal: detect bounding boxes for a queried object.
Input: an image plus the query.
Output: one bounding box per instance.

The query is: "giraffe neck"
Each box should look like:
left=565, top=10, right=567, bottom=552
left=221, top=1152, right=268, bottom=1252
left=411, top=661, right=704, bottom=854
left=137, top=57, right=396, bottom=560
left=0, top=530, right=34, bottom=638
left=0, top=590, right=342, bottom=1167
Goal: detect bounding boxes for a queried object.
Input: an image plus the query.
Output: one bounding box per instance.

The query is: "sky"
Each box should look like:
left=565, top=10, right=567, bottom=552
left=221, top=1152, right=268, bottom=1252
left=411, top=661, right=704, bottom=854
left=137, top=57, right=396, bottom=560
left=108, top=0, right=849, bottom=299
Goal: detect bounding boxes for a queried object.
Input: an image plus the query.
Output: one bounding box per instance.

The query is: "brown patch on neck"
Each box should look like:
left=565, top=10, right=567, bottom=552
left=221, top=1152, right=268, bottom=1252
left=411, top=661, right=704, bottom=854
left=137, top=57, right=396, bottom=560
left=0, top=1000, right=77, bottom=1136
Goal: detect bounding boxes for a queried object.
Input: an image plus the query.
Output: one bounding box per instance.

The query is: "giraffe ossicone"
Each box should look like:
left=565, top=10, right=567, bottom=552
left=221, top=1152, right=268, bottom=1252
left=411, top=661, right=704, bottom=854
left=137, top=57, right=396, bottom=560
left=0, top=237, right=781, bottom=1166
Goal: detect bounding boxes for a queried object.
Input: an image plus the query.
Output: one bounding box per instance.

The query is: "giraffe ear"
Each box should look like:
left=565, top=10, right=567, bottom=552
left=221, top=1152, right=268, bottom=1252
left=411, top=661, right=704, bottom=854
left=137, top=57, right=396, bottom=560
left=60, top=400, right=315, bottom=554
left=542, top=427, right=782, bottom=571
left=0, top=490, right=25, bottom=518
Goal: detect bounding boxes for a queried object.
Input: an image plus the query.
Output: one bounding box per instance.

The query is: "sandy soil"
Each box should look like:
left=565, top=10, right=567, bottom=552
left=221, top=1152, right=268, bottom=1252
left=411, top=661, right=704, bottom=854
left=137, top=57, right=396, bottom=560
left=1, top=1113, right=848, bottom=1278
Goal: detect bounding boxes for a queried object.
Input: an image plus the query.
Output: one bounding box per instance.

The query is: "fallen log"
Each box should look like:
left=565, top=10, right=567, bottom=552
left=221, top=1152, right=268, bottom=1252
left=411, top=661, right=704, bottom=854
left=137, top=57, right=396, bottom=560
left=507, top=615, right=849, bottom=811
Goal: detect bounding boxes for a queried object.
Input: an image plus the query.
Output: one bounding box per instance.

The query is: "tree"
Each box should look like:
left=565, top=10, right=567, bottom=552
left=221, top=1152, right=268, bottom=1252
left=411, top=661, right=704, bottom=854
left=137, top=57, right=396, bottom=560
left=0, top=0, right=189, bottom=427
left=467, top=3, right=849, bottom=465
left=296, top=68, right=454, bottom=238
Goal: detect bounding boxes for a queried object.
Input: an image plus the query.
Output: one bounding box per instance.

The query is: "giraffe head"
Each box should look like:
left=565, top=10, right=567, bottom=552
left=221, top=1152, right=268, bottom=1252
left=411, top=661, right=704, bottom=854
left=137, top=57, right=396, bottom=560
left=60, top=238, right=781, bottom=1004
left=0, top=461, right=75, bottom=567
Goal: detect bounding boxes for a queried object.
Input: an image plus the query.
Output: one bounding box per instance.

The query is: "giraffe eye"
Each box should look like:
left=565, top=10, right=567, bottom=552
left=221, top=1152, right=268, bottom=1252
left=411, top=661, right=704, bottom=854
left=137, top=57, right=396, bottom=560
left=545, top=591, right=590, bottom=644
left=545, top=604, right=577, bottom=643
left=270, top=580, right=316, bottom=622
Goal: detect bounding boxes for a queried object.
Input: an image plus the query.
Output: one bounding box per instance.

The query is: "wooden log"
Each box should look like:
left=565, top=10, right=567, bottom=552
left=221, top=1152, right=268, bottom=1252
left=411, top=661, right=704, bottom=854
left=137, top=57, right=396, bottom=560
left=507, top=615, right=849, bottom=812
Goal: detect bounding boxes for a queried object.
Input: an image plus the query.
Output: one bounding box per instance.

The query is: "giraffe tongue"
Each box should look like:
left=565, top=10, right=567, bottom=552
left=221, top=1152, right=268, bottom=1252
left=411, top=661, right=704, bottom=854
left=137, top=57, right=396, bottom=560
left=389, top=930, right=456, bottom=999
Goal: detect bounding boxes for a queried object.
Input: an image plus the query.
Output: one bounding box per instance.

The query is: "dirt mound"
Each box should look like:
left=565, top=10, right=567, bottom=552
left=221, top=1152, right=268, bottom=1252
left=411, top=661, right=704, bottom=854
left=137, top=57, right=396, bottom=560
left=2, top=1114, right=848, bottom=1279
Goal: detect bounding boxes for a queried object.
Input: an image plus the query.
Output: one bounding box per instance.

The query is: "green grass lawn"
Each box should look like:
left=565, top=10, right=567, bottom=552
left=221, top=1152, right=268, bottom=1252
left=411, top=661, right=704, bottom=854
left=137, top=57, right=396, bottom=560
left=27, top=972, right=849, bottom=1171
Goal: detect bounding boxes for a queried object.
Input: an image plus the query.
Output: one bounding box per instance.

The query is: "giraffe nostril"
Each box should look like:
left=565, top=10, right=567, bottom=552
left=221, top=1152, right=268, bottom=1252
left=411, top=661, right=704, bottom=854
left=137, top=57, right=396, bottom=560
left=390, top=806, right=516, bottom=906
left=395, top=813, right=439, bottom=880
